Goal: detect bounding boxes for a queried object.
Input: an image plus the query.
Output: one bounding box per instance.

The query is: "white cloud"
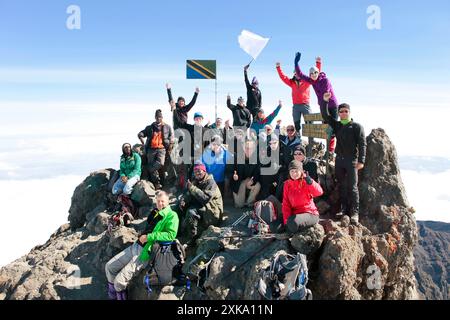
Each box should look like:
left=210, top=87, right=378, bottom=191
left=0, top=175, right=83, bottom=267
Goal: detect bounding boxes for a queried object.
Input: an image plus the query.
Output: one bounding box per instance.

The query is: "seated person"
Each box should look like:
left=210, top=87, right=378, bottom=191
left=276, top=144, right=319, bottom=200
left=231, top=140, right=261, bottom=208
left=178, top=163, right=223, bottom=246
left=282, top=160, right=323, bottom=233
left=112, top=143, right=142, bottom=195
left=258, top=134, right=281, bottom=200
left=105, top=191, right=179, bottom=300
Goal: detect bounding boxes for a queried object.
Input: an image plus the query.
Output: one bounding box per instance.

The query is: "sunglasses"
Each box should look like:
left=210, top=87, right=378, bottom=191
left=339, top=110, right=349, bottom=114
left=294, top=152, right=304, bottom=156
left=287, top=128, right=295, bottom=132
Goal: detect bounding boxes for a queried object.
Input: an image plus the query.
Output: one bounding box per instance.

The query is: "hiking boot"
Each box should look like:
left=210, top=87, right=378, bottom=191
left=116, top=290, right=127, bottom=300
left=107, top=282, right=117, bottom=300
left=350, top=213, right=359, bottom=224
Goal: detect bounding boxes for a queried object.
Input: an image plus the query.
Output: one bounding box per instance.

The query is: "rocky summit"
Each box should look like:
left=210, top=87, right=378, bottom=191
left=0, top=129, right=423, bottom=300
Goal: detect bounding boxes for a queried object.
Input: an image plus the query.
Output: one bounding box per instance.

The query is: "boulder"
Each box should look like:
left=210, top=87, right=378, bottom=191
left=131, top=180, right=156, bottom=207
left=290, top=223, right=325, bottom=256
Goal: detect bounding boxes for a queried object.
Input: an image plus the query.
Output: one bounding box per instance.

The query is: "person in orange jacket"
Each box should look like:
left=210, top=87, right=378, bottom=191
left=282, top=160, right=323, bottom=233
left=276, top=58, right=321, bottom=137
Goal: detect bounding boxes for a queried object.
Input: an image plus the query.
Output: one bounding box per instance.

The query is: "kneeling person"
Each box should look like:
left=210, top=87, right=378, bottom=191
left=105, top=191, right=179, bottom=300
left=179, top=163, right=223, bottom=245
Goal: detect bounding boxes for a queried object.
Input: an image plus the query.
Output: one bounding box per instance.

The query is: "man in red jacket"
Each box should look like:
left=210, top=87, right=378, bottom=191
left=276, top=57, right=321, bottom=138
left=282, top=160, right=323, bottom=233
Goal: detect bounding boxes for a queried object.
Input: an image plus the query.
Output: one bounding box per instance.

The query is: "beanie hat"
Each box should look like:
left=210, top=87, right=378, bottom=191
left=193, top=163, right=206, bottom=172
left=252, top=77, right=259, bottom=86
left=338, top=103, right=351, bottom=111
left=294, top=145, right=306, bottom=155
left=155, top=109, right=163, bottom=118
left=193, top=112, right=204, bottom=119
left=309, top=66, right=319, bottom=74
left=237, top=96, right=244, bottom=102
left=177, top=96, right=185, bottom=102
left=288, top=160, right=303, bottom=171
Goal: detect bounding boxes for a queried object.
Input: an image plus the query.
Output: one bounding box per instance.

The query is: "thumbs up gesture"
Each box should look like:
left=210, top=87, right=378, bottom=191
left=233, top=171, right=238, bottom=181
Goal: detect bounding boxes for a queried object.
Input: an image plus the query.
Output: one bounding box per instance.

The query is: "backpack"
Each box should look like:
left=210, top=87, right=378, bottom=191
left=107, top=194, right=137, bottom=233
left=249, top=200, right=279, bottom=234
left=257, top=252, right=312, bottom=300
left=144, top=240, right=188, bottom=292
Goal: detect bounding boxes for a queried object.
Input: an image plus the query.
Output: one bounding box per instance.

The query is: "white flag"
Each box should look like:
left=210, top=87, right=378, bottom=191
left=238, top=30, right=270, bottom=60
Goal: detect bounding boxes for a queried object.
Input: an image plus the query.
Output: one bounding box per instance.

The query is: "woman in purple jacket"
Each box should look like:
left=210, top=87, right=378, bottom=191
left=294, top=52, right=337, bottom=153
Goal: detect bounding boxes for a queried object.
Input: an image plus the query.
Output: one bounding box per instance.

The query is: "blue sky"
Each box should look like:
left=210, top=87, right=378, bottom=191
left=1, top=0, right=450, bottom=104
left=1, top=0, right=450, bottom=266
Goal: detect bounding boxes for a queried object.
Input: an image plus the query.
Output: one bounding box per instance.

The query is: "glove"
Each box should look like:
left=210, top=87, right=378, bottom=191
left=294, top=52, right=301, bottom=65
left=305, top=173, right=313, bottom=185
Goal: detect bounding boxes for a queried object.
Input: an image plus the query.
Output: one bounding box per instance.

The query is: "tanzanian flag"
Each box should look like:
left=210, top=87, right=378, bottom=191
left=186, top=60, right=216, bottom=79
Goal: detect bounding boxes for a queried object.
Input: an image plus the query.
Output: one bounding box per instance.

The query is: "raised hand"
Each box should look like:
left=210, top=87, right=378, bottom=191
left=166, top=83, right=171, bottom=89
left=276, top=62, right=281, bottom=68
left=294, top=52, right=301, bottom=65
left=195, top=87, right=200, bottom=94
left=316, top=56, right=322, bottom=62
left=244, top=64, right=250, bottom=71
left=278, top=100, right=283, bottom=107
left=323, top=92, right=332, bottom=102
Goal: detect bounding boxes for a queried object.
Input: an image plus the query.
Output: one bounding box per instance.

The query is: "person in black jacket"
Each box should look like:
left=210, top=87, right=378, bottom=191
left=244, top=64, right=262, bottom=118
left=226, top=94, right=251, bottom=129
left=321, top=92, right=366, bottom=224
left=231, top=140, right=261, bottom=208
left=166, top=83, right=199, bottom=130
left=138, top=109, right=174, bottom=189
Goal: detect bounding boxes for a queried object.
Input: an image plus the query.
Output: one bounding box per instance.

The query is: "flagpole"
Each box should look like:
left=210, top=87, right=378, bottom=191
left=215, top=78, right=217, bottom=120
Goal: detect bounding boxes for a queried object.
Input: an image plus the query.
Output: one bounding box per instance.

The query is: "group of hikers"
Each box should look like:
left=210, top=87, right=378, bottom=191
left=105, top=52, right=367, bottom=300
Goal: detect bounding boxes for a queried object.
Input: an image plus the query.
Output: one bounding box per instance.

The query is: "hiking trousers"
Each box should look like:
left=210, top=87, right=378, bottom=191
left=233, top=178, right=261, bottom=208
left=335, top=156, right=359, bottom=216
left=112, top=175, right=140, bottom=195
left=286, top=213, right=319, bottom=233
left=292, top=104, right=311, bottom=136
left=105, top=242, right=148, bottom=292
left=146, top=148, right=166, bottom=186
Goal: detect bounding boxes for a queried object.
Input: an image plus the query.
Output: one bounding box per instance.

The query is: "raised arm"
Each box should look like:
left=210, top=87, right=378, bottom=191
left=276, top=63, right=292, bottom=86
left=316, top=57, right=322, bottom=72
left=244, top=65, right=252, bottom=89
left=265, top=102, right=283, bottom=125
left=294, top=52, right=314, bottom=84
left=166, top=83, right=176, bottom=111
left=226, top=95, right=235, bottom=111
left=185, top=87, right=199, bottom=112
left=320, top=93, right=339, bottom=128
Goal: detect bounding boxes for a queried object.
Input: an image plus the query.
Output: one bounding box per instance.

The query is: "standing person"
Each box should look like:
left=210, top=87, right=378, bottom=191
left=250, top=101, right=283, bottom=135
left=294, top=53, right=338, bottom=152
left=207, top=117, right=226, bottom=141
left=258, top=135, right=281, bottom=200
left=244, top=64, right=262, bottom=118
left=138, top=109, right=174, bottom=190
left=276, top=59, right=321, bottom=137
left=321, top=92, right=366, bottom=224
left=231, top=140, right=261, bottom=208
left=274, top=119, right=282, bottom=135
left=226, top=95, right=252, bottom=129
left=105, top=191, right=178, bottom=300
left=166, top=83, right=199, bottom=130
left=178, top=163, right=223, bottom=246
left=282, top=160, right=323, bottom=233
left=201, top=135, right=232, bottom=196
left=112, top=143, right=142, bottom=196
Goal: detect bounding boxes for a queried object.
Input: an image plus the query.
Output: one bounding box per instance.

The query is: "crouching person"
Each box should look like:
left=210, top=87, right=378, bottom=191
left=105, top=191, right=179, bottom=300
left=282, top=160, right=323, bottom=234
left=178, top=163, right=223, bottom=246
left=112, top=143, right=142, bottom=195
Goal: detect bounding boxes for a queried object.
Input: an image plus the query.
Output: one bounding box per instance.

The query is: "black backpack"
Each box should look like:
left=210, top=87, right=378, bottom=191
left=144, top=240, right=188, bottom=292
left=258, top=252, right=312, bottom=300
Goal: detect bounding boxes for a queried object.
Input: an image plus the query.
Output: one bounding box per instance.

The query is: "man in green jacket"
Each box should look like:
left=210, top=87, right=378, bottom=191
left=112, top=143, right=142, bottom=195
left=105, top=190, right=179, bottom=300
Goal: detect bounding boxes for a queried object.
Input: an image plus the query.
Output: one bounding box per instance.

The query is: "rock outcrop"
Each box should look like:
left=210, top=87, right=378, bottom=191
left=0, top=129, right=421, bottom=300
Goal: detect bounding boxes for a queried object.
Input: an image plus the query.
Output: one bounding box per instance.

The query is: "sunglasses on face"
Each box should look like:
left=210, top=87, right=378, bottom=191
left=287, top=128, right=295, bottom=132
left=294, top=152, right=304, bottom=156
